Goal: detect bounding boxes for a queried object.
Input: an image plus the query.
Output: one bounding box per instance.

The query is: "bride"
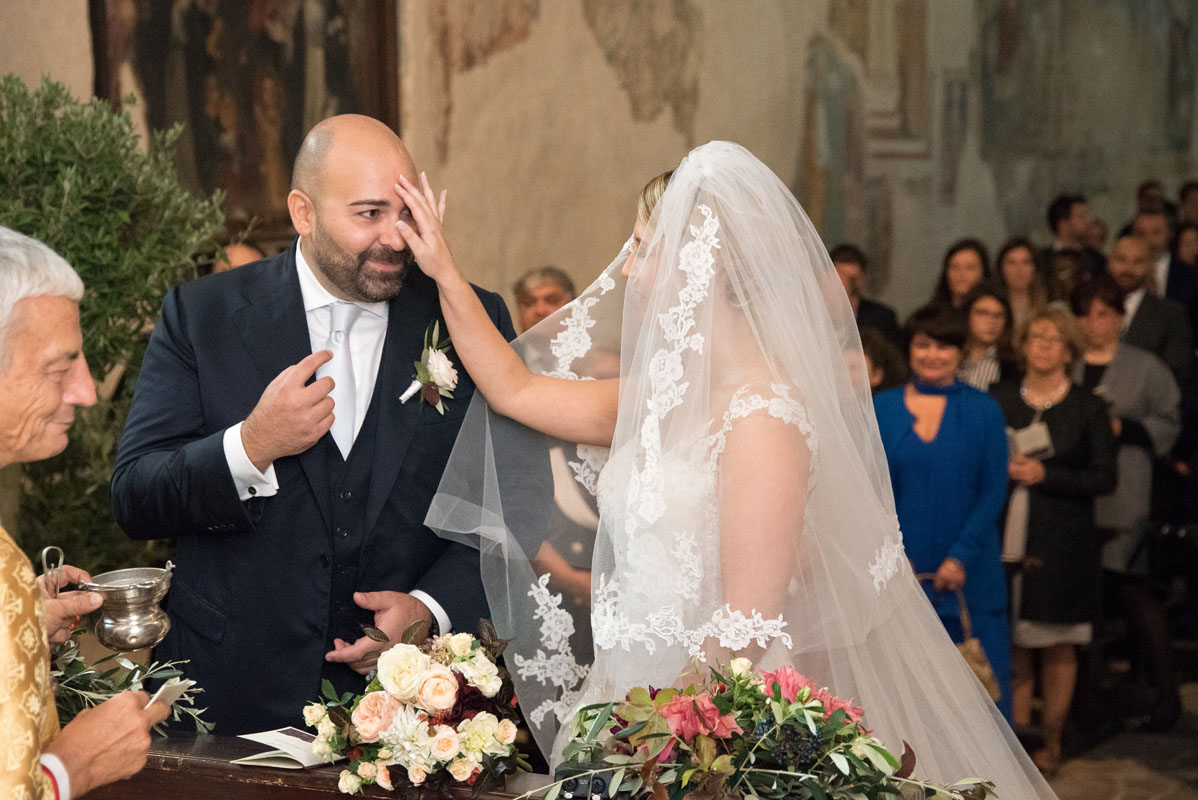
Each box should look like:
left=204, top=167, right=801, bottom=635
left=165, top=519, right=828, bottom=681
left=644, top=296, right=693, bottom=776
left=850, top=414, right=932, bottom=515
left=394, top=141, right=1057, bottom=797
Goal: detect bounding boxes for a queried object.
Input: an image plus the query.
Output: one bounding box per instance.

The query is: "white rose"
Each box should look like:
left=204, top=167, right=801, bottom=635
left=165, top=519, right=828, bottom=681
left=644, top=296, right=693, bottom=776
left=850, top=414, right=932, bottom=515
left=312, top=738, right=333, bottom=758
left=415, top=666, right=459, bottom=712
left=496, top=719, right=518, bottom=746
left=458, top=712, right=500, bottom=756
left=377, top=643, right=431, bottom=701
left=426, top=348, right=459, bottom=391
left=730, top=657, right=753, bottom=677
left=431, top=724, right=462, bottom=762
left=317, top=717, right=337, bottom=739
left=407, top=765, right=427, bottom=786
left=304, top=703, right=328, bottom=727
left=448, top=758, right=477, bottom=782
left=357, top=761, right=378, bottom=781
left=338, top=769, right=363, bottom=794
left=447, top=632, right=475, bottom=658
left=377, top=748, right=393, bottom=761
left=476, top=673, right=502, bottom=698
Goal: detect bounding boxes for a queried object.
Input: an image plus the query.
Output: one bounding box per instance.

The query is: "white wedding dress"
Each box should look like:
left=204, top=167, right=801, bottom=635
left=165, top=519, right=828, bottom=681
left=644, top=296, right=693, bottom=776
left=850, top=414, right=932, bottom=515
left=427, top=141, right=1059, bottom=798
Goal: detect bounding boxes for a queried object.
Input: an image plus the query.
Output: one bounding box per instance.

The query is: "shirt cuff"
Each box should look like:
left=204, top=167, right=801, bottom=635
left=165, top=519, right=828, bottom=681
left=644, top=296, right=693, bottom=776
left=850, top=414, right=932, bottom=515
left=223, top=423, right=279, bottom=501
left=40, top=753, right=70, bottom=800
left=409, top=590, right=452, bottom=635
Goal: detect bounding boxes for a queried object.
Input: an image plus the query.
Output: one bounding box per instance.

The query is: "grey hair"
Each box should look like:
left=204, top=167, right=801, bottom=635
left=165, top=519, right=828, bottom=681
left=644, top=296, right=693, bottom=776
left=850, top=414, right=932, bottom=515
left=0, top=227, right=84, bottom=368
left=512, top=266, right=575, bottom=302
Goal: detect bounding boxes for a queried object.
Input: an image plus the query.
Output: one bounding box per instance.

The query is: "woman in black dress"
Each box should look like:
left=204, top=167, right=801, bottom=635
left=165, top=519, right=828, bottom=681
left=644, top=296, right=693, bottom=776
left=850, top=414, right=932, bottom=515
left=992, top=304, right=1117, bottom=776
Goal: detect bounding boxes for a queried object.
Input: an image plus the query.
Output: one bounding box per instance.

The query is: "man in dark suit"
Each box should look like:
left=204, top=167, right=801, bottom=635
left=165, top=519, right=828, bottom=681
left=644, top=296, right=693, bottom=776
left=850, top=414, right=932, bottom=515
left=1131, top=207, right=1198, bottom=336
left=111, top=115, right=537, bottom=734
left=828, top=243, right=901, bottom=348
left=1040, top=194, right=1105, bottom=299
left=1109, top=233, right=1193, bottom=387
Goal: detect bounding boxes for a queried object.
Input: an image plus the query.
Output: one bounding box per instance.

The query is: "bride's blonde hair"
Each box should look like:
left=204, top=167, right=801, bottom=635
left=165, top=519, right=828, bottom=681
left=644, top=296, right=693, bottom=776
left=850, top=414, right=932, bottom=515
left=637, top=170, right=674, bottom=223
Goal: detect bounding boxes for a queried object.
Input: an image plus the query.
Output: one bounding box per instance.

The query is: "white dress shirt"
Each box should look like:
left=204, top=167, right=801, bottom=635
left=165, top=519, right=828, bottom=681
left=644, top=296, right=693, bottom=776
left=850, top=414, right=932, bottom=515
left=221, top=240, right=451, bottom=633
left=1154, top=253, right=1170, bottom=296
left=1122, top=286, right=1146, bottom=331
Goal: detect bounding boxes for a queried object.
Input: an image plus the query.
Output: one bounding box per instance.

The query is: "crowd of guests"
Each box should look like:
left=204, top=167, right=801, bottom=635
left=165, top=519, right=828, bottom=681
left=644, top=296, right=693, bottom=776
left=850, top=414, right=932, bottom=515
left=846, top=186, right=1197, bottom=777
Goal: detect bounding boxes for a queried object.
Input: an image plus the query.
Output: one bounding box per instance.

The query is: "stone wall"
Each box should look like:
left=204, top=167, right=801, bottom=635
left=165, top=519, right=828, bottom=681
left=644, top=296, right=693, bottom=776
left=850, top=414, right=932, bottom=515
left=4, top=0, right=1198, bottom=318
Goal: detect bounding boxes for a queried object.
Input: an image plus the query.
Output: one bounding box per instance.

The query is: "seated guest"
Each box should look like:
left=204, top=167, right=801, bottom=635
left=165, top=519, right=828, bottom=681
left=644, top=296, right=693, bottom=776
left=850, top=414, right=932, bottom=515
left=874, top=305, right=1013, bottom=721
left=1108, top=233, right=1193, bottom=388
left=1072, top=276, right=1183, bottom=732
left=829, top=243, right=901, bottom=346
left=992, top=305, right=1117, bottom=776
left=1040, top=194, right=1105, bottom=288
left=995, top=237, right=1047, bottom=332
left=0, top=227, right=168, bottom=799
left=929, top=238, right=990, bottom=309
left=859, top=327, right=908, bottom=395
left=959, top=284, right=1018, bottom=392
left=512, top=265, right=575, bottom=333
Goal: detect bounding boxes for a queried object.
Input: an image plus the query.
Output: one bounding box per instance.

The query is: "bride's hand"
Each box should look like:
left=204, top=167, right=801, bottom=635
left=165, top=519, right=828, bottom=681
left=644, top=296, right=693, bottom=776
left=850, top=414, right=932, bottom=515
left=394, top=172, right=457, bottom=284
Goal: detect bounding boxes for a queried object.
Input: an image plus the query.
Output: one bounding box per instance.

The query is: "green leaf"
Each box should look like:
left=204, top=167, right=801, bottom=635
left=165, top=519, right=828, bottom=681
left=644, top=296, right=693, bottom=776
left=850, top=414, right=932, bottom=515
left=586, top=703, right=613, bottom=741
left=321, top=679, right=339, bottom=703
left=829, top=752, right=849, bottom=775
left=361, top=624, right=390, bottom=643
left=611, top=720, right=648, bottom=739
left=541, top=781, right=561, bottom=800
left=609, top=767, right=626, bottom=796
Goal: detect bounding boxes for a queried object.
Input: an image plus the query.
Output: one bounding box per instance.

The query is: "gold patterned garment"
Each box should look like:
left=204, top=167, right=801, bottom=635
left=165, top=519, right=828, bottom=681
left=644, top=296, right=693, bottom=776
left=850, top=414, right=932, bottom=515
left=0, top=526, right=59, bottom=800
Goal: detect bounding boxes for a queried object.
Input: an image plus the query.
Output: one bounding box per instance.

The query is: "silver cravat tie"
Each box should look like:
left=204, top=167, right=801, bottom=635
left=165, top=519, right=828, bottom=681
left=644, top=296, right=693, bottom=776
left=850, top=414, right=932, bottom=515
left=317, top=301, right=363, bottom=458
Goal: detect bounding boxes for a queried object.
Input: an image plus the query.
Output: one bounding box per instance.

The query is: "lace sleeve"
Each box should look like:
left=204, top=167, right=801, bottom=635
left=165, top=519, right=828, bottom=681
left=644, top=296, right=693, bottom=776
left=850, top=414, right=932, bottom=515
left=710, top=386, right=813, bottom=660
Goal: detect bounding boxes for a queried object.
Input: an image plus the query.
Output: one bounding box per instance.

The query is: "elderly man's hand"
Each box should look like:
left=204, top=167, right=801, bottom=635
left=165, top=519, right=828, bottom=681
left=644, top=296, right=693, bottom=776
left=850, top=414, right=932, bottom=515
left=324, top=591, right=433, bottom=674
left=43, top=592, right=102, bottom=643
left=241, top=350, right=336, bottom=472
left=37, top=564, right=101, bottom=643
left=45, top=691, right=168, bottom=797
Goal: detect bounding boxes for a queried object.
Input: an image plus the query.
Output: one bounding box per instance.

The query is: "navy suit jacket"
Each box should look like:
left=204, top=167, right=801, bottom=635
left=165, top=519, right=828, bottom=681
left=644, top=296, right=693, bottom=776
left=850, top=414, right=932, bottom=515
left=111, top=244, right=528, bottom=733
left=1165, top=255, right=1198, bottom=336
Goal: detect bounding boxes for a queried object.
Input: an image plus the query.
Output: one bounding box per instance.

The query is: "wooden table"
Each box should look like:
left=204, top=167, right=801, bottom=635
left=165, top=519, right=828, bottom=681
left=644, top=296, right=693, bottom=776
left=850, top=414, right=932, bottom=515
left=87, top=735, right=540, bottom=799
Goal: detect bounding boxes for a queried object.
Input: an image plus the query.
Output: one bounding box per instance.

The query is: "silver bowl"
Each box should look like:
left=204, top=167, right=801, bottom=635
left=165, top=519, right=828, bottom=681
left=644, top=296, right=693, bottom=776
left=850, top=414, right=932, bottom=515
left=80, top=562, right=173, bottom=651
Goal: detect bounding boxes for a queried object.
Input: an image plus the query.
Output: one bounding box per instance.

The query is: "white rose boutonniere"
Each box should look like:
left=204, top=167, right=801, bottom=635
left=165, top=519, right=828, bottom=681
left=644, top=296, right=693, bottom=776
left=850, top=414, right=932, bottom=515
left=400, top=321, right=458, bottom=414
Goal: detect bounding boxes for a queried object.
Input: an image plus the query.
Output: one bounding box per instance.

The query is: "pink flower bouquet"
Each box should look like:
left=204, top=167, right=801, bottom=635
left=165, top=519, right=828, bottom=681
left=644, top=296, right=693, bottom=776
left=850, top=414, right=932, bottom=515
left=304, top=625, right=528, bottom=795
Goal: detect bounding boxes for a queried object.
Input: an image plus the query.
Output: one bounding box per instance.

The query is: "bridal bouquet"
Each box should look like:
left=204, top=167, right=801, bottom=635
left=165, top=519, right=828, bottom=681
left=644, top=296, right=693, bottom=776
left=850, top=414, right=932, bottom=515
left=543, top=659, right=995, bottom=800
left=304, top=624, right=529, bottom=795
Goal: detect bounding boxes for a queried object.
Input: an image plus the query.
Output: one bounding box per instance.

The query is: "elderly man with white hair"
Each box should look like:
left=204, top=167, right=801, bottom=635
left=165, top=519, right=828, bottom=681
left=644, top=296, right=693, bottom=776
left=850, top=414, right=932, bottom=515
left=0, top=226, right=167, bottom=799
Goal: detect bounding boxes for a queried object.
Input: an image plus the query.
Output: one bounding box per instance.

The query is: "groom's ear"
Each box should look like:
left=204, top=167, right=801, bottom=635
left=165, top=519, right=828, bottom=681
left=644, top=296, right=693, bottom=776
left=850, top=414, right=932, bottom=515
left=288, top=190, right=316, bottom=236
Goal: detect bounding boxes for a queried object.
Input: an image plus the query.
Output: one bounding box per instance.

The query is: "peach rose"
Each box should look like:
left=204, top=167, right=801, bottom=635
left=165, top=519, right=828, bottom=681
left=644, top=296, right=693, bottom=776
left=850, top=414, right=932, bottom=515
left=416, top=666, right=459, bottom=712
left=351, top=691, right=401, bottom=743
left=496, top=719, right=518, bottom=746
left=407, top=765, right=427, bottom=786
left=376, top=764, right=393, bottom=791
left=448, top=758, right=477, bottom=782
left=431, top=724, right=461, bottom=761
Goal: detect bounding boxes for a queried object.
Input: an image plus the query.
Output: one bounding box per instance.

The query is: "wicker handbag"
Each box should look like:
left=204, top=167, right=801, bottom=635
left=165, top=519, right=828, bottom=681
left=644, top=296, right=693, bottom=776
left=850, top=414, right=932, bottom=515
left=916, top=574, right=1001, bottom=702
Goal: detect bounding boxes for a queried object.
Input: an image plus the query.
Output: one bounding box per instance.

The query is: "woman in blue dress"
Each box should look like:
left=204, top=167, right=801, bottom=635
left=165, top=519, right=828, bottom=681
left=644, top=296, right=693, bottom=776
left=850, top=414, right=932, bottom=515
left=874, top=304, right=1013, bottom=721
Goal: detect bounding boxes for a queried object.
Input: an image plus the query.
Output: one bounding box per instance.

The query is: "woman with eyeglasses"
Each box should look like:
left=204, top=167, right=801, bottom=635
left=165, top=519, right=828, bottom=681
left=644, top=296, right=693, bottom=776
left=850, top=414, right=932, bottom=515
left=992, top=305, right=1117, bottom=776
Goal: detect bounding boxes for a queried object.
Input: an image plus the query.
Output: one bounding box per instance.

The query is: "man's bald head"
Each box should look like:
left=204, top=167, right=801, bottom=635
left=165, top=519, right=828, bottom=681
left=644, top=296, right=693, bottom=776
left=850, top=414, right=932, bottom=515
left=286, top=115, right=421, bottom=303
left=291, top=114, right=415, bottom=198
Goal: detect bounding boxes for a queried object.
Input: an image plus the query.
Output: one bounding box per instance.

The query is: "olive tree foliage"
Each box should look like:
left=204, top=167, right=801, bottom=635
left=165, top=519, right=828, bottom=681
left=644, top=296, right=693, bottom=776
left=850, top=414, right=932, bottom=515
left=0, top=76, right=224, bottom=571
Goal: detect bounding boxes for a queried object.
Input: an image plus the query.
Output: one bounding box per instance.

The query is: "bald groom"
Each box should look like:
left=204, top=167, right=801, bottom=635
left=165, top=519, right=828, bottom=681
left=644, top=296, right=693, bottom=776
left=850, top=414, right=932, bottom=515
left=112, top=116, right=520, bottom=733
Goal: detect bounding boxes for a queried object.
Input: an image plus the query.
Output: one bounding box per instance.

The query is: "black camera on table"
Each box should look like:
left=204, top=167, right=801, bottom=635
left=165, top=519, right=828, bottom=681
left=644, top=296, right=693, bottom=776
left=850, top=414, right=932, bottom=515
left=552, top=760, right=632, bottom=800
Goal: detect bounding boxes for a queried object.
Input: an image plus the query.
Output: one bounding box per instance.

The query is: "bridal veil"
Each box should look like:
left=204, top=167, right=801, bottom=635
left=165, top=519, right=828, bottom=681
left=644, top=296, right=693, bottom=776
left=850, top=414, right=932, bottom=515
left=426, top=141, right=1057, bottom=798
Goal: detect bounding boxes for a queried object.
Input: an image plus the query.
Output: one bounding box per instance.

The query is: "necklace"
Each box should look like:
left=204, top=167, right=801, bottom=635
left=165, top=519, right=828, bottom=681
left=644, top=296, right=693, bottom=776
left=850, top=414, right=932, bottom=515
left=1019, top=377, right=1070, bottom=410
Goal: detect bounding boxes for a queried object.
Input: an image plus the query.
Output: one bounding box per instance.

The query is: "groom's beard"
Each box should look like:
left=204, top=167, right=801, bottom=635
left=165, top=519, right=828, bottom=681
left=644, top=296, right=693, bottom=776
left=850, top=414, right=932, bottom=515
left=309, top=231, right=415, bottom=302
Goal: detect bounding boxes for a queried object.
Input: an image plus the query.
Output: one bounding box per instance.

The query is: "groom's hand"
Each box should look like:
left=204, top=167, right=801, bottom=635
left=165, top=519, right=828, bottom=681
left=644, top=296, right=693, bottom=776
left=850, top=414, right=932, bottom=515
left=242, top=350, right=336, bottom=472
left=324, top=591, right=434, bottom=674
